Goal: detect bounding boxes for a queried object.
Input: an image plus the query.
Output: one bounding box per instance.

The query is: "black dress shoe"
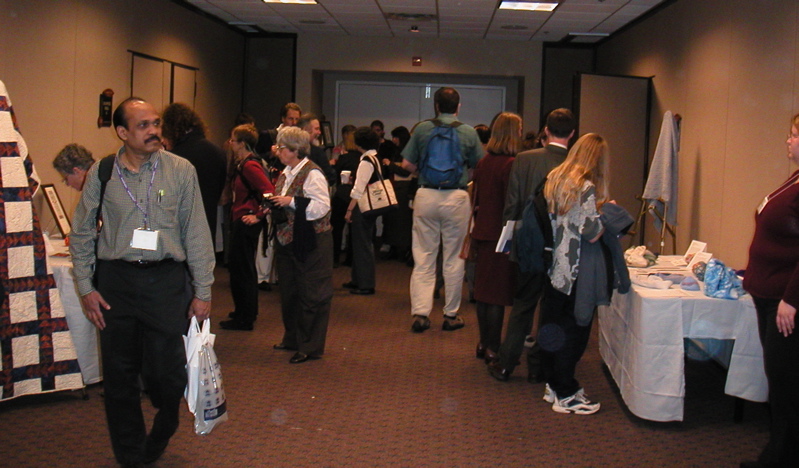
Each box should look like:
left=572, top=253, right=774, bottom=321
left=488, top=362, right=511, bottom=382
left=342, top=281, right=358, bottom=289
left=350, top=288, right=375, bottom=295
left=219, top=319, right=253, bottom=331
left=484, top=349, right=500, bottom=365
left=289, top=352, right=319, bottom=364
left=273, top=343, right=297, bottom=351
left=144, top=436, right=168, bottom=464
left=258, top=281, right=272, bottom=291
left=476, top=343, right=486, bottom=359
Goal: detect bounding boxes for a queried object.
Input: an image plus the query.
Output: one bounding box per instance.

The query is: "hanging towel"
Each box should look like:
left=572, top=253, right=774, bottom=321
left=642, top=111, right=680, bottom=230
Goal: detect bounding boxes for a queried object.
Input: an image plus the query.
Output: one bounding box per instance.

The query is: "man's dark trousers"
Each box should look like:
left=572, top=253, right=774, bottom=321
left=97, top=260, right=191, bottom=465
left=498, top=267, right=545, bottom=372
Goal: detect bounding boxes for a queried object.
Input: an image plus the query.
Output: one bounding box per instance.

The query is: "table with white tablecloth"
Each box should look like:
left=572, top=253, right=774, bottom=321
left=597, top=263, right=767, bottom=422
left=48, top=251, right=102, bottom=385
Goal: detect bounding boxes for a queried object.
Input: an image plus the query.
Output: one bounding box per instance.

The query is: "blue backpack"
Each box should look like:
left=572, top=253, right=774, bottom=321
left=419, top=119, right=464, bottom=188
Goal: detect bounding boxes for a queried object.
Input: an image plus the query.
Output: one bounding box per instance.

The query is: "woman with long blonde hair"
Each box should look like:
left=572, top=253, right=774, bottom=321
left=538, top=133, right=611, bottom=415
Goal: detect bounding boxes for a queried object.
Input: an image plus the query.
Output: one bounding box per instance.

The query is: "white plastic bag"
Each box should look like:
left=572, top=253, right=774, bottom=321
left=184, top=317, right=228, bottom=434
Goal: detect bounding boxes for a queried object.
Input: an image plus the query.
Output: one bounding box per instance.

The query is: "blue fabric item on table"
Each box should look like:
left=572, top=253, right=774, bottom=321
left=679, top=276, right=700, bottom=291
left=703, top=258, right=745, bottom=300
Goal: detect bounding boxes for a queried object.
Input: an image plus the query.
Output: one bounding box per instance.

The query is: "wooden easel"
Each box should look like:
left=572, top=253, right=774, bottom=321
left=628, top=195, right=677, bottom=254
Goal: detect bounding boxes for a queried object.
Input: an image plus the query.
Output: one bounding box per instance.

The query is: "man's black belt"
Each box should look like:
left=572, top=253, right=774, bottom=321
left=118, top=258, right=176, bottom=269
left=419, top=185, right=467, bottom=191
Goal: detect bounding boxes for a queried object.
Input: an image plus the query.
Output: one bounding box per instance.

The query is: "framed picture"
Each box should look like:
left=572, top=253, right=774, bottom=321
left=320, top=121, right=335, bottom=149
left=42, top=184, right=71, bottom=237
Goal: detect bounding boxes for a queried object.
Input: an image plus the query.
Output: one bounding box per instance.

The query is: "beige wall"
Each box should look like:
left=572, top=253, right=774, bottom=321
left=597, top=0, right=799, bottom=268
left=0, top=0, right=244, bottom=227
left=294, top=34, right=543, bottom=131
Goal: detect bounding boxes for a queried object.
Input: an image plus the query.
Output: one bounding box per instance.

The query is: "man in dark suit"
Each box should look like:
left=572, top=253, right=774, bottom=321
left=298, top=113, right=338, bottom=187
left=488, top=108, right=576, bottom=382
left=161, top=103, right=227, bottom=246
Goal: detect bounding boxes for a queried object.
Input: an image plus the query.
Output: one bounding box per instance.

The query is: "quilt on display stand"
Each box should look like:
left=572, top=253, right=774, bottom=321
left=0, top=80, right=83, bottom=400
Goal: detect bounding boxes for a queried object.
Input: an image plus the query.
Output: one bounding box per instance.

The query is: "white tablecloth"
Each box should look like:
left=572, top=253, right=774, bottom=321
left=48, top=250, right=102, bottom=385
left=597, top=267, right=767, bottom=422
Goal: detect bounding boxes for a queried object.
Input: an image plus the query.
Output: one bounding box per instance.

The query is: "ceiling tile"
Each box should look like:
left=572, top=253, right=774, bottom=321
left=177, top=0, right=666, bottom=39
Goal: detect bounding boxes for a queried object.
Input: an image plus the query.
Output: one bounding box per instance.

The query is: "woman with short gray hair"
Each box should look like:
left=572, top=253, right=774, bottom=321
left=269, top=126, right=333, bottom=364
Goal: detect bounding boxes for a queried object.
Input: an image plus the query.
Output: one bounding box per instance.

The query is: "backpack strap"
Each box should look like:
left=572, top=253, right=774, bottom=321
left=427, top=118, right=462, bottom=128
left=237, top=156, right=265, bottom=202
left=95, top=154, right=115, bottom=233
left=92, top=154, right=115, bottom=287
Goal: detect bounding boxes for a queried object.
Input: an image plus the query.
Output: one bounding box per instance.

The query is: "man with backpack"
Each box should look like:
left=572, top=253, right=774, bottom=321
left=70, top=97, right=215, bottom=465
left=401, top=87, right=484, bottom=333
left=488, top=108, right=575, bottom=382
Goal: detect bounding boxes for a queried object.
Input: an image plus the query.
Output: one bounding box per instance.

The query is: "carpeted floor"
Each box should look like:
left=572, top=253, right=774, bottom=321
left=1, top=257, right=770, bottom=467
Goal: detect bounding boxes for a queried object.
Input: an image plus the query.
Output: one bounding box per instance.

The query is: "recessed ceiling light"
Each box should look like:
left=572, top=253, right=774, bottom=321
left=568, top=32, right=609, bottom=37
left=410, top=25, right=419, bottom=33
left=263, top=0, right=317, bottom=4
left=499, top=2, right=558, bottom=11
left=386, top=13, right=437, bottom=22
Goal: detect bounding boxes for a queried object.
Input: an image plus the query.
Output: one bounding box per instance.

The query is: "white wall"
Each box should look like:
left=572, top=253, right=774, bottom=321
left=295, top=34, right=543, bottom=132
left=597, top=0, right=799, bottom=268
left=0, top=0, right=244, bottom=226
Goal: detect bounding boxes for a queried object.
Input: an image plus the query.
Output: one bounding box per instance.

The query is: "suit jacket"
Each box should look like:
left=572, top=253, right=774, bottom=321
left=170, top=130, right=227, bottom=236
left=502, top=144, right=568, bottom=261
left=309, top=145, right=337, bottom=187
left=502, top=144, right=569, bottom=223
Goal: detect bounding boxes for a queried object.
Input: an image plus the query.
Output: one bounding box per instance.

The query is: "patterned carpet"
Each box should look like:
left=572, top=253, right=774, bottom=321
left=1, top=257, right=770, bottom=467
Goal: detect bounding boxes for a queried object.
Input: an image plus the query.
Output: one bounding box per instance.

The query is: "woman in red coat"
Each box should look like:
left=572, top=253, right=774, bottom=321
left=471, top=112, right=522, bottom=362
left=220, top=124, right=275, bottom=331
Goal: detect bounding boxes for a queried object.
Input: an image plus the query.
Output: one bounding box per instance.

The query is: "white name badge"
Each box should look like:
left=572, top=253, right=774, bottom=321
left=130, top=228, right=159, bottom=251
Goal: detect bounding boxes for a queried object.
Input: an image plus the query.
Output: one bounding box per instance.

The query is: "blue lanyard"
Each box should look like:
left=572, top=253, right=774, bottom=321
left=115, top=155, right=159, bottom=229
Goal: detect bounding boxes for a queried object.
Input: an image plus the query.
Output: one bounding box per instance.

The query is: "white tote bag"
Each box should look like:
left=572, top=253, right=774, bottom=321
left=357, top=153, right=398, bottom=217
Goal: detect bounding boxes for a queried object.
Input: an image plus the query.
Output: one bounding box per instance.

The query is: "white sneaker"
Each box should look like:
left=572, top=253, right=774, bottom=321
left=543, top=383, right=557, bottom=403
left=552, top=389, right=600, bottom=415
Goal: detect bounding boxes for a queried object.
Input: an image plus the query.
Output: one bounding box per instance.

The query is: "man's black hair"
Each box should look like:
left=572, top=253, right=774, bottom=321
left=545, top=108, right=576, bottom=139
left=112, top=97, right=146, bottom=129
left=434, top=87, right=460, bottom=114
left=354, top=126, right=380, bottom=151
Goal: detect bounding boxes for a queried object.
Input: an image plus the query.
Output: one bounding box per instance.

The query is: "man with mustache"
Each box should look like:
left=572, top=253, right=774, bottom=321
left=70, top=97, right=215, bottom=467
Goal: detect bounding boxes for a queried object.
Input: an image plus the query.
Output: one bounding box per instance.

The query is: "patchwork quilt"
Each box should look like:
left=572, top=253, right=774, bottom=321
left=0, top=80, right=83, bottom=400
